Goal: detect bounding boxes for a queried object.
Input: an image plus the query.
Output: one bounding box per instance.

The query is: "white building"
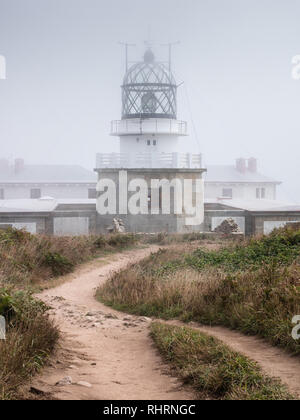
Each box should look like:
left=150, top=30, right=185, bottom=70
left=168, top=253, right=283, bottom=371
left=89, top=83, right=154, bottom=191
left=205, top=158, right=280, bottom=201
left=0, top=159, right=97, bottom=200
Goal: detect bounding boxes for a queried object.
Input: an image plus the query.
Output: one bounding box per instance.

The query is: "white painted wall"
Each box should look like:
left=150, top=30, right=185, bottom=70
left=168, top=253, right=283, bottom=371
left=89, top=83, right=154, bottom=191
left=53, top=217, right=89, bottom=236
left=0, top=222, right=37, bottom=233
left=0, top=185, right=95, bottom=200
left=120, top=134, right=179, bottom=155
left=205, top=183, right=276, bottom=200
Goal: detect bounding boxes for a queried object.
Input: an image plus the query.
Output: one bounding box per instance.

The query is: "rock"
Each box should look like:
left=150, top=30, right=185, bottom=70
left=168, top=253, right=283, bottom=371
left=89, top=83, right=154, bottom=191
left=76, top=381, right=92, bottom=388
left=138, top=317, right=152, bottom=323
left=55, top=376, right=72, bottom=386
left=30, top=386, right=46, bottom=395
left=214, top=218, right=241, bottom=234
left=105, top=313, right=118, bottom=319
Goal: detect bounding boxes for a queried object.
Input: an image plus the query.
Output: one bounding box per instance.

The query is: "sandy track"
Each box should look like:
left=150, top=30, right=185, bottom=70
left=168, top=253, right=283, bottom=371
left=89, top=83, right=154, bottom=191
left=29, top=247, right=195, bottom=401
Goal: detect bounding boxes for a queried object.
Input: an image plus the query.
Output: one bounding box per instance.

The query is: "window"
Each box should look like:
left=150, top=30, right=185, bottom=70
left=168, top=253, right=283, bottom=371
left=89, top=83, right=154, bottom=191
left=88, top=188, right=97, bottom=199
left=153, top=140, right=157, bottom=146
left=256, top=188, right=266, bottom=199
left=30, top=188, right=41, bottom=199
left=222, top=188, right=232, bottom=198
left=147, top=140, right=151, bottom=146
left=0, top=189, right=4, bottom=200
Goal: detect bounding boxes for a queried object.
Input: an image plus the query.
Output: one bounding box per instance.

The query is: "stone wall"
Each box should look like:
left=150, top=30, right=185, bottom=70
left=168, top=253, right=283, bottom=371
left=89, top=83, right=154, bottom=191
left=95, top=168, right=206, bottom=234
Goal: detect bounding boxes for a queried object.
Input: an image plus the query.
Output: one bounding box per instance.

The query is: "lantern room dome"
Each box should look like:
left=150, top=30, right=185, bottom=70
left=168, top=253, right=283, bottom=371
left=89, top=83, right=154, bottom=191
left=122, top=49, right=177, bottom=120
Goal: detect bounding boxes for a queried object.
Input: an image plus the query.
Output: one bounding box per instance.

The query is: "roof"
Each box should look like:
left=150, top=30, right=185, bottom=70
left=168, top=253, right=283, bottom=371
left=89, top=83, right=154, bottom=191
left=0, top=165, right=97, bottom=184
left=0, top=198, right=96, bottom=213
left=205, top=165, right=280, bottom=184
left=205, top=198, right=300, bottom=212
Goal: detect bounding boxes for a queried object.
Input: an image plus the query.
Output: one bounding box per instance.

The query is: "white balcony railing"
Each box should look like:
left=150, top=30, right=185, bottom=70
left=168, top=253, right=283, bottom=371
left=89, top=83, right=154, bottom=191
left=96, top=152, right=202, bottom=169
left=110, top=119, right=188, bottom=136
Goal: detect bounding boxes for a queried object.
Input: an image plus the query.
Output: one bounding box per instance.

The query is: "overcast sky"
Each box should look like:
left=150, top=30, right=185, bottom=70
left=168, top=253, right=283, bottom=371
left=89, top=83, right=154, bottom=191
left=0, top=0, right=300, bottom=200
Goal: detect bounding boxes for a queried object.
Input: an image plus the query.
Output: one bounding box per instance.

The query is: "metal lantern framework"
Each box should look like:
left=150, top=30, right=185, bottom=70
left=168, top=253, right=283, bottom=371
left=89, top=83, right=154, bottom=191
left=121, top=50, right=177, bottom=120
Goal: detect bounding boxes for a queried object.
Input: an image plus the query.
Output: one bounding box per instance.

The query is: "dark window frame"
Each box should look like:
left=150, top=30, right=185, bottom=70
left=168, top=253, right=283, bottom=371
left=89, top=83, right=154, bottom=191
left=30, top=188, right=41, bottom=199
left=88, top=188, right=97, bottom=199
left=222, top=188, right=233, bottom=198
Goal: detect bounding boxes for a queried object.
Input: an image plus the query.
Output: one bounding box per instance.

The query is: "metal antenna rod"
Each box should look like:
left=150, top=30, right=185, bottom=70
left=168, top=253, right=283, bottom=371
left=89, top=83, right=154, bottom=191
left=161, top=41, right=180, bottom=72
left=119, top=42, right=136, bottom=72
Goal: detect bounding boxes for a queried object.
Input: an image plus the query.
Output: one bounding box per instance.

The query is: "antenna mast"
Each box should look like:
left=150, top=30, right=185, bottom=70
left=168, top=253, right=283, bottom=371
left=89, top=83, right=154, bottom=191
left=119, top=42, right=136, bottom=72
left=161, top=41, right=180, bottom=72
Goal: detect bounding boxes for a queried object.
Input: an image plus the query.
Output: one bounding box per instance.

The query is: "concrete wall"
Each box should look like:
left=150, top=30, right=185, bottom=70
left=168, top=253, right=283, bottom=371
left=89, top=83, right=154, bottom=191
left=254, top=214, right=300, bottom=235
left=0, top=214, right=47, bottom=234
left=95, top=168, right=205, bottom=234
left=204, top=210, right=252, bottom=235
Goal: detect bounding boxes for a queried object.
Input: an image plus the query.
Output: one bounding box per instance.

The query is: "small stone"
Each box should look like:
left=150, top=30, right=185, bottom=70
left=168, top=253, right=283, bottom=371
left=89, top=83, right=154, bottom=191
left=105, top=313, right=118, bottom=319
left=55, top=376, right=72, bottom=386
left=91, top=362, right=97, bottom=366
left=138, top=317, right=151, bottom=323
left=76, top=381, right=92, bottom=388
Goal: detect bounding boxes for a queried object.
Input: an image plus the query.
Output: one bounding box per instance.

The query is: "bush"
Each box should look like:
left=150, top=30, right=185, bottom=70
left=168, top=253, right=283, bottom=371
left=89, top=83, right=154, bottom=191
left=0, top=289, right=59, bottom=399
left=43, top=252, right=74, bottom=276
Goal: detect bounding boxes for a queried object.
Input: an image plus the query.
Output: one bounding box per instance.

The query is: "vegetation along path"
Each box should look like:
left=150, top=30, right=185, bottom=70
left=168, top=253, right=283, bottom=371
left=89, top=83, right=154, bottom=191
left=28, top=246, right=195, bottom=400
left=29, top=245, right=300, bottom=400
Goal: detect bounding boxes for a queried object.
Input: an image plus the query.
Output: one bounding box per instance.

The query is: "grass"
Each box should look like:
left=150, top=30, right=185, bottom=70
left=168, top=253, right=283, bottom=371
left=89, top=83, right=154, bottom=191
left=97, top=226, right=300, bottom=354
left=150, top=322, right=294, bottom=400
left=0, top=227, right=138, bottom=399
left=0, top=227, right=138, bottom=288
left=0, top=288, right=59, bottom=400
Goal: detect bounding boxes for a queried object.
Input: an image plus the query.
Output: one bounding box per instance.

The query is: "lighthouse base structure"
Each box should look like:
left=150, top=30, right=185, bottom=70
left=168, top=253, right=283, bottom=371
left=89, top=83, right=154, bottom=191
left=95, top=168, right=206, bottom=234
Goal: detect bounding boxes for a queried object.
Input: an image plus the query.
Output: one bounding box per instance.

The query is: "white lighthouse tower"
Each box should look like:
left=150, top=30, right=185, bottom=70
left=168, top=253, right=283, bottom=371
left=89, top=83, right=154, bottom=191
left=112, top=47, right=187, bottom=167
left=95, top=45, right=206, bottom=234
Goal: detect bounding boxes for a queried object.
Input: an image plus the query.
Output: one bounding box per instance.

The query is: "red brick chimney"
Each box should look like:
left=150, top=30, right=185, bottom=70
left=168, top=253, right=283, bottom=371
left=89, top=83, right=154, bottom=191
left=248, top=157, right=258, bottom=173
left=14, top=158, right=25, bottom=174
left=236, top=158, right=247, bottom=173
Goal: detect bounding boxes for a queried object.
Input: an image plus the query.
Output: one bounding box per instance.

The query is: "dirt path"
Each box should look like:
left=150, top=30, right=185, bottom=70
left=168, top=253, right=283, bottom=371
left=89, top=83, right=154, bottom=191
left=29, top=247, right=195, bottom=401
left=165, top=320, right=300, bottom=398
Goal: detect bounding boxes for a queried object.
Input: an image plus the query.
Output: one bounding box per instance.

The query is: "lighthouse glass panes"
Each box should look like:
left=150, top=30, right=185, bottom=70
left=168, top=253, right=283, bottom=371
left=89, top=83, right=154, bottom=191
left=122, top=49, right=177, bottom=120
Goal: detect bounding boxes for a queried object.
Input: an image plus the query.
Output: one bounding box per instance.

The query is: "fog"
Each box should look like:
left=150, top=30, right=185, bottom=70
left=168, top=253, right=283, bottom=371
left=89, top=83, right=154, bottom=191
left=0, top=0, right=299, bottom=201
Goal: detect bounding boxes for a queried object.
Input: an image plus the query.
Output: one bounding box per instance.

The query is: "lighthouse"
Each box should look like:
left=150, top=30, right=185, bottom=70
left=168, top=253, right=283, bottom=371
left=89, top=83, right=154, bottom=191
left=95, top=45, right=206, bottom=233
left=112, top=47, right=187, bottom=165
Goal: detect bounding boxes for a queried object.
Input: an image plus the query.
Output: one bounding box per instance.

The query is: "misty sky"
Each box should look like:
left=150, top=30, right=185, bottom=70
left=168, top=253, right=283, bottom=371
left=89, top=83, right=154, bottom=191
left=0, top=0, right=300, bottom=201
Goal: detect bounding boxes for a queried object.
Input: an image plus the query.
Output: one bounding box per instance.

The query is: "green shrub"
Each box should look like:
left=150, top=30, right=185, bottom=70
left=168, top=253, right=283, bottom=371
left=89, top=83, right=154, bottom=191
left=43, top=252, right=74, bottom=276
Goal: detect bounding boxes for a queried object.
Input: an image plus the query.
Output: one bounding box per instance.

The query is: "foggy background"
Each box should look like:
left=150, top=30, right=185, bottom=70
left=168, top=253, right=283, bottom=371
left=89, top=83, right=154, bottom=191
left=0, top=0, right=299, bottom=201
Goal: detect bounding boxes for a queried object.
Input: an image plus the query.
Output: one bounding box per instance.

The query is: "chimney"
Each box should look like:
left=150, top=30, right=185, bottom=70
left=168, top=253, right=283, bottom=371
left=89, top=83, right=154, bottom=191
left=14, top=158, right=25, bottom=174
left=236, top=158, right=247, bottom=173
left=248, top=157, right=258, bottom=173
left=0, top=159, right=9, bottom=172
